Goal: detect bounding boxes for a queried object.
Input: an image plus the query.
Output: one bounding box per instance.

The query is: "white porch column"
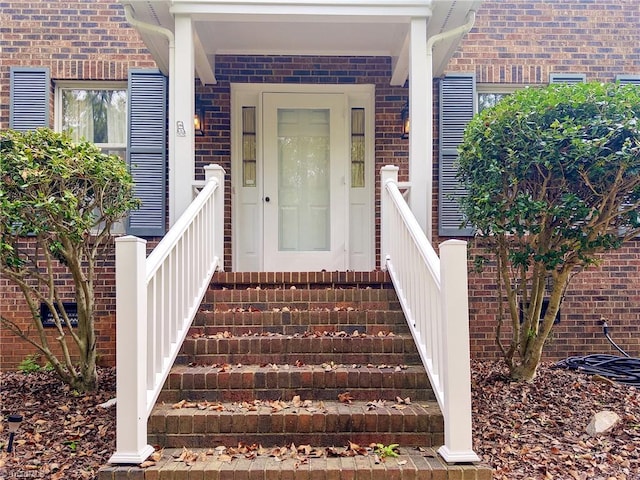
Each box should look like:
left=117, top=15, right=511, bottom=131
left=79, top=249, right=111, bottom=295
left=171, top=14, right=196, bottom=225
left=408, top=17, right=431, bottom=239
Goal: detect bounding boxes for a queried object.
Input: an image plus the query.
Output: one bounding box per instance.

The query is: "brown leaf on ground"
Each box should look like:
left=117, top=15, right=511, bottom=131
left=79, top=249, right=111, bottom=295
left=0, top=368, right=116, bottom=479
left=338, top=391, right=354, bottom=404
left=2, top=361, right=639, bottom=479
left=471, top=360, right=640, bottom=480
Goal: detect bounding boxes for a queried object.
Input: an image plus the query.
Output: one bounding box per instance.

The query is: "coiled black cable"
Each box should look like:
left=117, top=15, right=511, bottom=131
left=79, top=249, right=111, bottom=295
left=554, top=354, right=640, bottom=387
left=554, top=320, right=640, bottom=387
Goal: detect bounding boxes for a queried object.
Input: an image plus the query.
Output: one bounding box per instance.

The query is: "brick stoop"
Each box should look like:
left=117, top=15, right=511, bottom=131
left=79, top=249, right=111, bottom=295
left=98, top=271, right=492, bottom=479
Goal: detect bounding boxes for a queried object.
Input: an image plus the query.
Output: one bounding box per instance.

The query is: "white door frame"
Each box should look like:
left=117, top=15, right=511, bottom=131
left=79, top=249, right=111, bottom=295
left=231, top=83, right=375, bottom=272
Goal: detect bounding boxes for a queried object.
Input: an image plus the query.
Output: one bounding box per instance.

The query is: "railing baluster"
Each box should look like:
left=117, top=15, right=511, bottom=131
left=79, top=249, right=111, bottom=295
left=147, top=277, right=156, bottom=387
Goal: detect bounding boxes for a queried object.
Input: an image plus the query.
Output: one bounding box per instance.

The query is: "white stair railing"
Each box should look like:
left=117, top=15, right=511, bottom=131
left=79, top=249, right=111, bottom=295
left=380, top=165, right=479, bottom=463
left=109, top=164, right=225, bottom=464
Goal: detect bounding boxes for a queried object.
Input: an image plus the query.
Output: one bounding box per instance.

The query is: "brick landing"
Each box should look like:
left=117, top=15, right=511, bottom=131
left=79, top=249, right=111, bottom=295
left=99, top=447, right=490, bottom=480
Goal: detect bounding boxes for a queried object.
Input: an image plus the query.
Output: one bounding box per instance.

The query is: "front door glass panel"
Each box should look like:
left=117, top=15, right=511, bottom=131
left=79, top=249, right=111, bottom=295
left=277, top=108, right=330, bottom=251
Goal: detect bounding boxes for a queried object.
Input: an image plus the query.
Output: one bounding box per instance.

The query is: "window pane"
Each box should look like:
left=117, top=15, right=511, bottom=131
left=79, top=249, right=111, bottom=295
left=478, top=92, right=508, bottom=112
left=242, top=107, right=257, bottom=187
left=350, top=108, right=365, bottom=188
left=62, top=89, right=127, bottom=145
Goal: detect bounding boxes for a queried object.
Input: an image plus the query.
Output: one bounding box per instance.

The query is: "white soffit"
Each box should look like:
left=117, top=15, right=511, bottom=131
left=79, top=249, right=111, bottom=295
left=121, top=0, right=481, bottom=83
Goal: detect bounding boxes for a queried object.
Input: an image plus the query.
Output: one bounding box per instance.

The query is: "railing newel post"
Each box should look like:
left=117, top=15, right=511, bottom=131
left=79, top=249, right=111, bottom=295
left=109, top=236, right=155, bottom=465
left=438, top=239, right=480, bottom=463
left=205, top=163, right=225, bottom=271
left=380, top=165, right=399, bottom=270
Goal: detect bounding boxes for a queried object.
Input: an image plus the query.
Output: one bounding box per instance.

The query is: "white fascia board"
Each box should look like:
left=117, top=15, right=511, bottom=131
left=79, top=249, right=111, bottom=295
left=170, top=0, right=432, bottom=19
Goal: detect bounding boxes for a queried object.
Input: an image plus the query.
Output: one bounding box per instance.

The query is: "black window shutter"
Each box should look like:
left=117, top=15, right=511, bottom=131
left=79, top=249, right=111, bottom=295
left=9, top=67, right=50, bottom=130
left=438, top=73, right=476, bottom=237
left=549, top=73, right=586, bottom=84
left=126, top=69, right=168, bottom=237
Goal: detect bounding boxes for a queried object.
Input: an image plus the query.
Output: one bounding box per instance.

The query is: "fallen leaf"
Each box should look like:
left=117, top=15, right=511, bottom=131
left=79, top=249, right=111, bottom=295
left=338, top=392, right=354, bottom=404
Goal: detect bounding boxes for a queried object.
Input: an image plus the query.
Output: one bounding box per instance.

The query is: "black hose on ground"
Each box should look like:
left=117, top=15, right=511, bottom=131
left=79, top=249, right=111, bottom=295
left=553, top=319, right=640, bottom=387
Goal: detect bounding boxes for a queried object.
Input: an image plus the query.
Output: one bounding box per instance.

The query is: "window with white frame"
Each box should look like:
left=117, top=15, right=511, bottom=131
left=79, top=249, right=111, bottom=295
left=55, top=82, right=128, bottom=234
left=477, top=84, right=524, bottom=113
left=55, top=82, right=127, bottom=159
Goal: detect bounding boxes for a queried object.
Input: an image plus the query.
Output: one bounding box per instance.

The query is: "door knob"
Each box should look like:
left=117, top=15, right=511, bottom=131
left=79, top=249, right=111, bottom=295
left=265, top=196, right=270, bottom=202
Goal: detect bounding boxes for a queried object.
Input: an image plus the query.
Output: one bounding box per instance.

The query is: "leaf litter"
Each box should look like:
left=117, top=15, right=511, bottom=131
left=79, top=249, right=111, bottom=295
left=2, top=361, right=638, bottom=478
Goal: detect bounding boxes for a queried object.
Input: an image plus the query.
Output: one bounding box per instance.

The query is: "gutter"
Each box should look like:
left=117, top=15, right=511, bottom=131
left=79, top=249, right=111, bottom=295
left=123, top=4, right=175, bottom=51
left=420, top=9, right=476, bottom=241
left=426, top=10, right=476, bottom=53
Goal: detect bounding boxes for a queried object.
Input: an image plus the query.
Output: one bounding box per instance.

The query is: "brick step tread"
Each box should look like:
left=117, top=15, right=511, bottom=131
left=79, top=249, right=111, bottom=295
left=149, top=400, right=441, bottom=435
left=176, top=353, right=422, bottom=368
left=209, top=270, right=392, bottom=288
left=148, top=400, right=442, bottom=448
left=189, top=323, right=410, bottom=337
left=205, top=287, right=400, bottom=303
left=149, top=432, right=438, bottom=449
left=180, top=332, right=418, bottom=355
left=193, top=310, right=408, bottom=328
left=158, top=386, right=434, bottom=403
left=162, top=364, right=432, bottom=399
left=98, top=447, right=493, bottom=480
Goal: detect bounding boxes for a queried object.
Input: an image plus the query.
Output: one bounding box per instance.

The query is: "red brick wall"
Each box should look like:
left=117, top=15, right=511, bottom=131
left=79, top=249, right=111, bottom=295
left=448, top=0, right=640, bottom=84
left=441, top=0, right=640, bottom=360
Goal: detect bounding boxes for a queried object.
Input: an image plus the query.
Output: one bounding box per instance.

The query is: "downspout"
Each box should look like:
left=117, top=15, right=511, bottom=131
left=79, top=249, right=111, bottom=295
left=423, top=10, right=475, bottom=240
left=123, top=4, right=177, bottom=225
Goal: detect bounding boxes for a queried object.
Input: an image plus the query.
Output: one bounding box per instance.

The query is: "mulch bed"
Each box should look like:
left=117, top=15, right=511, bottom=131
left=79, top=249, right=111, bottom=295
left=472, top=361, right=640, bottom=480
left=0, top=367, right=116, bottom=479
left=1, top=361, right=639, bottom=479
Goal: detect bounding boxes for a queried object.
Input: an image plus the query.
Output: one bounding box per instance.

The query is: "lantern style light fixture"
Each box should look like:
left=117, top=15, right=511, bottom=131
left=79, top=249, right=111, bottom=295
left=194, top=101, right=205, bottom=136
left=400, top=101, right=409, bottom=139
left=7, top=414, right=23, bottom=453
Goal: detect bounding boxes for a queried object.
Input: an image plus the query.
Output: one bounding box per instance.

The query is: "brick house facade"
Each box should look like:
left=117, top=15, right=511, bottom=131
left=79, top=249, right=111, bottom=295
left=444, top=0, right=640, bottom=359
left=1, top=0, right=638, bottom=369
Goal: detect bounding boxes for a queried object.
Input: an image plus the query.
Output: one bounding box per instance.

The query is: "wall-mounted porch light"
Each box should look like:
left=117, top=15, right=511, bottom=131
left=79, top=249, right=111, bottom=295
left=7, top=414, right=23, bottom=453
left=400, top=101, right=410, bottom=139
left=194, top=101, right=205, bottom=136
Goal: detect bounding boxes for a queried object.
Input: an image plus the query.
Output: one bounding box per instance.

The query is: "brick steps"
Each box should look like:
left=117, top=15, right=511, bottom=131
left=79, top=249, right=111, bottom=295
left=158, top=364, right=434, bottom=403
left=148, top=400, right=442, bottom=448
left=99, top=271, right=491, bottom=479
left=100, top=447, right=491, bottom=480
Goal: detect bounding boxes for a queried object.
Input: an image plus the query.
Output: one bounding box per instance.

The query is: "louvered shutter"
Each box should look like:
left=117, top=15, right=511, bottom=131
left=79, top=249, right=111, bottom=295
left=126, top=70, right=167, bottom=237
left=9, top=67, right=50, bottom=130
left=438, top=74, right=476, bottom=237
left=549, top=73, right=586, bottom=84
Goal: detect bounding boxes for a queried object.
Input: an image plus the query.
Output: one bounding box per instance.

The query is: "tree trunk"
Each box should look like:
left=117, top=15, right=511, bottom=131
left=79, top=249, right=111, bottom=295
left=73, top=363, right=98, bottom=392
left=509, top=348, right=544, bottom=382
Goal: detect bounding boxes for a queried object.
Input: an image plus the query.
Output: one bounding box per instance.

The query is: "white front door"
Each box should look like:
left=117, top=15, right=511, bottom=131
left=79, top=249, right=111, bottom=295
left=262, top=93, right=347, bottom=271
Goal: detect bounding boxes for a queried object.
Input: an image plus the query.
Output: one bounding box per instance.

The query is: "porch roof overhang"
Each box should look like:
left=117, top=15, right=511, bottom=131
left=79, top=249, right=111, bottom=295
left=120, top=0, right=481, bottom=86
